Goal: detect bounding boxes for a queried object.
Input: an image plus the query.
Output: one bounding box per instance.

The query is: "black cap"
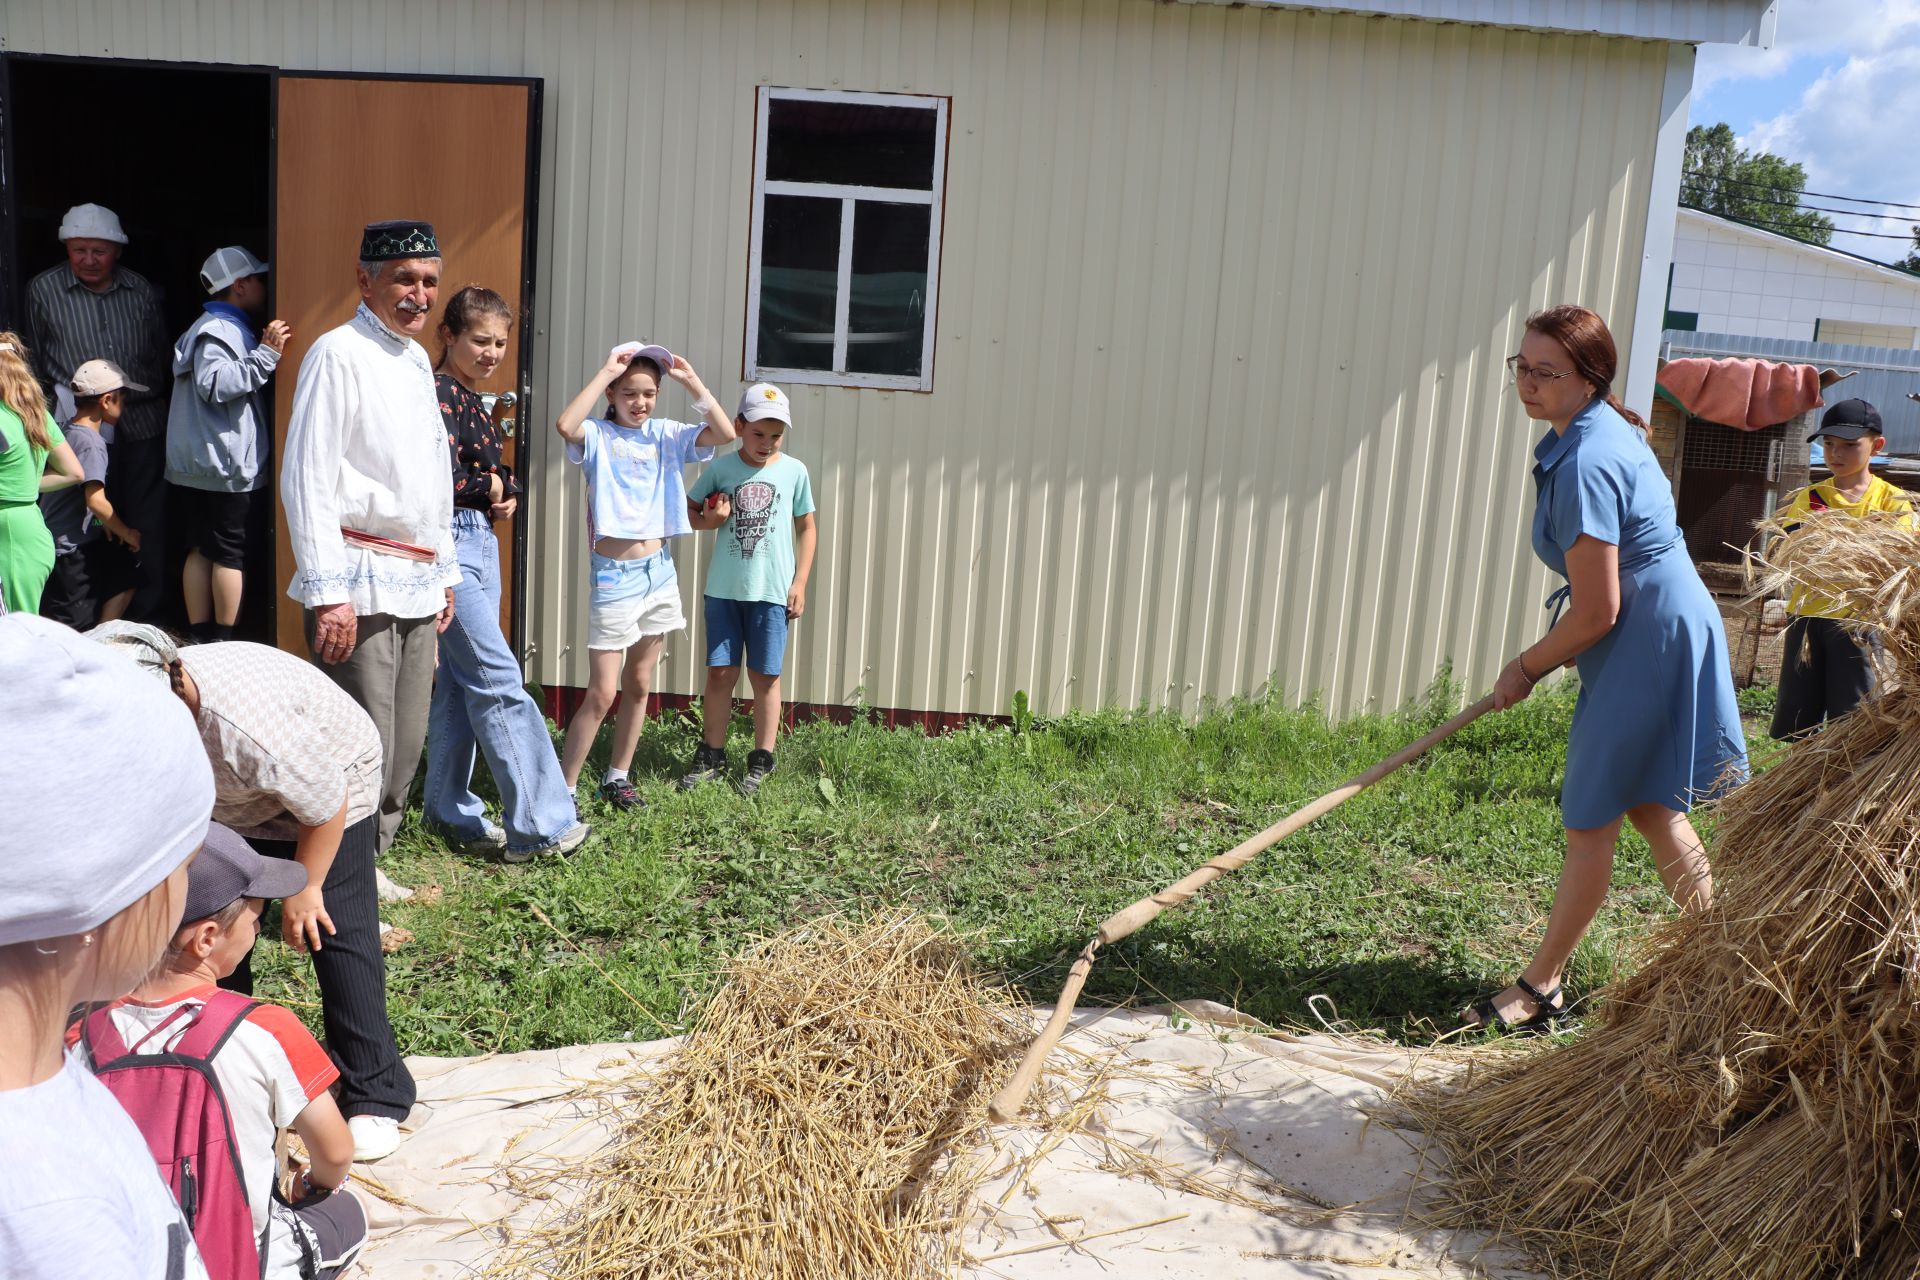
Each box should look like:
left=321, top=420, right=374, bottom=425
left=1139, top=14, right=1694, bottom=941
left=1808, top=398, right=1883, bottom=442
left=182, top=823, right=309, bottom=923
left=359, top=219, right=441, bottom=262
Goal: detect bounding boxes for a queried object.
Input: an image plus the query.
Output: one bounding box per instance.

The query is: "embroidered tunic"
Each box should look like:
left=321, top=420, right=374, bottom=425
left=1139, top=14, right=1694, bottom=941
left=281, top=304, right=459, bottom=617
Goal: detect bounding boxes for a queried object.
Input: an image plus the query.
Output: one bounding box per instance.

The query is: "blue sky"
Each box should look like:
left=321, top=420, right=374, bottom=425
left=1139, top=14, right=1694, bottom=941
left=1691, top=0, right=1920, bottom=264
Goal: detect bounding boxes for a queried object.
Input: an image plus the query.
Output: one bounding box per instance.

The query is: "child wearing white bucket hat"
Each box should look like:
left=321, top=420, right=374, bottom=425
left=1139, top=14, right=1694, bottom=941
left=0, top=613, right=216, bottom=1279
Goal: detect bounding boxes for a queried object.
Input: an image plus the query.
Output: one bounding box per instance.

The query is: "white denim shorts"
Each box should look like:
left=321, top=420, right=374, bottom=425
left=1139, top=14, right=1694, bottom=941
left=587, top=547, right=685, bottom=651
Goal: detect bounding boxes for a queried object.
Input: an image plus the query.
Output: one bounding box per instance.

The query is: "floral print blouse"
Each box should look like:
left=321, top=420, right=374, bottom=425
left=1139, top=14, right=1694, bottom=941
left=436, top=372, right=521, bottom=514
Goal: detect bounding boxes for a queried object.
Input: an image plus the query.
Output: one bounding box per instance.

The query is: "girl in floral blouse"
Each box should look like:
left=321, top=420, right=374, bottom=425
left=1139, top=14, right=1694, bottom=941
left=421, top=287, right=590, bottom=862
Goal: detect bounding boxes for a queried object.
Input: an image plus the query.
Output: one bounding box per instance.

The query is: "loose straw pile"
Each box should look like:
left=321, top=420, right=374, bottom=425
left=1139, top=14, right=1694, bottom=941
left=491, top=912, right=1026, bottom=1279
left=1405, top=509, right=1920, bottom=1279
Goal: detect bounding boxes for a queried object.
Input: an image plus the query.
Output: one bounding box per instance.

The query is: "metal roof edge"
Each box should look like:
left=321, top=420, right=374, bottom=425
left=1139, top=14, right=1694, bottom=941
left=1678, top=206, right=1920, bottom=289
left=1163, top=0, right=1777, bottom=47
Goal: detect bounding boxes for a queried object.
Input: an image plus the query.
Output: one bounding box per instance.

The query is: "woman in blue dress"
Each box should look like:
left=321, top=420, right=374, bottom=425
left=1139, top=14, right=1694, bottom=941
left=1463, top=305, right=1748, bottom=1033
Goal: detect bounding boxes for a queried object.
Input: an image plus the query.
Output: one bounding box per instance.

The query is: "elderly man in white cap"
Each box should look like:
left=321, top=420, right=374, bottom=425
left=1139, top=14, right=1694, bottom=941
left=23, top=204, right=173, bottom=619
left=282, top=219, right=458, bottom=865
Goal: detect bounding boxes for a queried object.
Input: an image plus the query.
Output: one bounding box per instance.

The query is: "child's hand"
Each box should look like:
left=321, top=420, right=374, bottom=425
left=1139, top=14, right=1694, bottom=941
left=263, top=320, right=292, bottom=353
left=282, top=886, right=336, bottom=954
left=667, top=355, right=700, bottom=388
left=705, top=491, right=731, bottom=522
left=602, top=348, right=635, bottom=379
left=786, top=583, right=807, bottom=619
left=111, top=522, right=142, bottom=553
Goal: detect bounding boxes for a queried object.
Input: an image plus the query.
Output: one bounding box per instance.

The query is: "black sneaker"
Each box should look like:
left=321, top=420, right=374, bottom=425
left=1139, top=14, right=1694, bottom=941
left=598, top=775, right=643, bottom=812
left=678, top=744, right=728, bottom=792
left=737, top=749, right=776, bottom=797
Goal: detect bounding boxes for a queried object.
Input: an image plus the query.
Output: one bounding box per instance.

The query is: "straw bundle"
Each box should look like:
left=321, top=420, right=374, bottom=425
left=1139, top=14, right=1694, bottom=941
left=492, top=911, right=1025, bottom=1279
left=1405, top=510, right=1920, bottom=1279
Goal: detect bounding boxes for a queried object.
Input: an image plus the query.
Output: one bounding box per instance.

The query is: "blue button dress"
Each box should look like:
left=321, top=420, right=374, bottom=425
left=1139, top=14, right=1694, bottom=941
left=1531, top=399, right=1748, bottom=829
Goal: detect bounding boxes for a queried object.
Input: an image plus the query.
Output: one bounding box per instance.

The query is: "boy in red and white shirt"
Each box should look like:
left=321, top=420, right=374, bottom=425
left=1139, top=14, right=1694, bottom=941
left=72, top=824, right=369, bottom=1280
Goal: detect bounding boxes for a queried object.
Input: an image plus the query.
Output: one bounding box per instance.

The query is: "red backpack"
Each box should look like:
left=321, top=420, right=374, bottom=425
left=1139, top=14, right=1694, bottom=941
left=82, top=991, right=269, bottom=1280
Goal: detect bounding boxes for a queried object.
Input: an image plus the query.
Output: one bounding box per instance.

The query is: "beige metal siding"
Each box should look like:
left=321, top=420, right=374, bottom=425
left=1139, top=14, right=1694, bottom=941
left=5, top=0, right=1670, bottom=717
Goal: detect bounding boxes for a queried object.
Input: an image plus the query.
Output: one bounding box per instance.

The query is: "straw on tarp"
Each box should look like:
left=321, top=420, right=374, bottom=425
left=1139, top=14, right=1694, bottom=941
left=488, top=911, right=1027, bottom=1280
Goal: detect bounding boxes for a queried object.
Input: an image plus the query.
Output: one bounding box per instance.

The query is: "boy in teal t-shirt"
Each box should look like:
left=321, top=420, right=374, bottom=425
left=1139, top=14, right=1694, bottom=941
left=680, top=384, right=817, bottom=796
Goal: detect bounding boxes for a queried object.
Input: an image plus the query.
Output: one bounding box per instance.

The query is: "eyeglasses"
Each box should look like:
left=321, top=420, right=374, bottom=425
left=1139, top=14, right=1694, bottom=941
left=1506, top=355, right=1577, bottom=387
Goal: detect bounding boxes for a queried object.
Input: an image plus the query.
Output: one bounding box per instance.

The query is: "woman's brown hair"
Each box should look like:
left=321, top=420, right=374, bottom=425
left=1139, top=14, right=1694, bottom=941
left=1523, top=305, right=1647, bottom=431
left=0, top=331, right=52, bottom=450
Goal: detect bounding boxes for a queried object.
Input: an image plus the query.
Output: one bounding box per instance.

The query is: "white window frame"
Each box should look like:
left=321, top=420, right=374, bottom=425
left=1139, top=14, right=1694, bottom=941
left=746, top=86, right=949, bottom=392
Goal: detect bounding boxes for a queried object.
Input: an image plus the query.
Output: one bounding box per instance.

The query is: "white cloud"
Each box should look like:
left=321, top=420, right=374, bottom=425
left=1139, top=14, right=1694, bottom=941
left=1698, top=0, right=1920, bottom=91
left=1698, top=1, right=1920, bottom=261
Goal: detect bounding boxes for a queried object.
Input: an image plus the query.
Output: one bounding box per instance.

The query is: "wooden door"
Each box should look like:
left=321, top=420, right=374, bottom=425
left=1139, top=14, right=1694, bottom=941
left=272, top=75, right=535, bottom=655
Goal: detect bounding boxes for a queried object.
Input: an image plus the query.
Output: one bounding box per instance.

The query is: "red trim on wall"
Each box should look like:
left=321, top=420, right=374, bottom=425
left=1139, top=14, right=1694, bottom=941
left=537, top=686, right=1003, bottom=736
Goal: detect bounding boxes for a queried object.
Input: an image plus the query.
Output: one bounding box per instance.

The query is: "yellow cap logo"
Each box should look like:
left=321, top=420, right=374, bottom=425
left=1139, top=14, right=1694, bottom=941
left=764, top=389, right=779, bottom=400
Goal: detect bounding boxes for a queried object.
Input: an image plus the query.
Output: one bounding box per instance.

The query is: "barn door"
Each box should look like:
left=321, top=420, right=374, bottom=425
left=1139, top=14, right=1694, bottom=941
left=272, top=74, right=538, bottom=656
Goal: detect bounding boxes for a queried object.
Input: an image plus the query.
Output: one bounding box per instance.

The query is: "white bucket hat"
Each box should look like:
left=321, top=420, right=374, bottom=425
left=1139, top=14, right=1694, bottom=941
left=58, top=202, right=129, bottom=245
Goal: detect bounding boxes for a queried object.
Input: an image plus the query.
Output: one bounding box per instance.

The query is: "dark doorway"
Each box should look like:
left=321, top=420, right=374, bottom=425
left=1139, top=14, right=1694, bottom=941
left=4, top=55, right=277, bottom=639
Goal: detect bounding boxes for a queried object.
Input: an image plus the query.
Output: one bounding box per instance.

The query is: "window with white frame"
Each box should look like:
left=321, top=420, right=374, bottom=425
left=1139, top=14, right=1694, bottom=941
left=747, top=87, right=949, bottom=391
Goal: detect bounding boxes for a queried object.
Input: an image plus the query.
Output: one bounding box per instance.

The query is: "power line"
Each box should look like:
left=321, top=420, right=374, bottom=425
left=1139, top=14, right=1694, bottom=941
left=1682, top=169, right=1920, bottom=214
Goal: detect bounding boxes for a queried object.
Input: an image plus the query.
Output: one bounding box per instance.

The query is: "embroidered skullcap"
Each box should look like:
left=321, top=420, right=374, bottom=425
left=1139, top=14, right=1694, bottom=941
left=359, top=219, right=441, bottom=262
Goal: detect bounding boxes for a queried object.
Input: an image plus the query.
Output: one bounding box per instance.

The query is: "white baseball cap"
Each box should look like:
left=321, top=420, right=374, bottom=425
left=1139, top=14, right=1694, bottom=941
left=200, top=246, right=270, bottom=295
left=737, top=382, right=792, bottom=425
left=59, top=203, right=129, bottom=245
left=609, top=341, right=676, bottom=377
left=71, top=359, right=149, bottom=397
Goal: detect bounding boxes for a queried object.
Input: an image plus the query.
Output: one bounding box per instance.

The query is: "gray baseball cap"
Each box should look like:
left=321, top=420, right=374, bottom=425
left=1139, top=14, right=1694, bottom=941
left=182, top=823, right=309, bottom=923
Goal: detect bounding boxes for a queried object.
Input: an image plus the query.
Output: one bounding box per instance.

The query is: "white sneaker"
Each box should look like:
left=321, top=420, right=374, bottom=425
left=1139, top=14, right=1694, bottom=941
left=374, top=868, right=415, bottom=903
left=349, top=1114, right=403, bottom=1162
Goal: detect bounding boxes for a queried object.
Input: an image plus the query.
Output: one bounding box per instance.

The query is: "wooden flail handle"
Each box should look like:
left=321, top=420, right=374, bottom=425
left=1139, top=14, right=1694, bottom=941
left=988, top=694, right=1496, bottom=1122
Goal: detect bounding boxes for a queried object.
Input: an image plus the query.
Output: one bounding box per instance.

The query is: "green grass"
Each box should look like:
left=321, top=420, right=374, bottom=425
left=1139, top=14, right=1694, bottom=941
left=251, top=680, right=1754, bottom=1054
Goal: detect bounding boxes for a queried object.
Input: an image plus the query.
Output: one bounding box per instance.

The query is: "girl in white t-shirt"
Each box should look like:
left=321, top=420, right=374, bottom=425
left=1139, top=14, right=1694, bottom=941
left=553, top=343, right=737, bottom=810
left=0, top=614, right=215, bottom=1280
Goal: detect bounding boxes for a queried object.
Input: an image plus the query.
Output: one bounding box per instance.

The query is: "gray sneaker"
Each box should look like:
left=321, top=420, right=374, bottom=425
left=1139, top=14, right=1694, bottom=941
left=442, top=822, right=509, bottom=858
left=528, top=822, right=594, bottom=859
left=678, top=744, right=729, bottom=792
left=737, top=749, right=776, bottom=798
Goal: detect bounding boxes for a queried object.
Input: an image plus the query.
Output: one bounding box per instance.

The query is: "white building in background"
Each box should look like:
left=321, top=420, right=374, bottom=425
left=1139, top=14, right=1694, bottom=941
left=1667, top=207, right=1920, bottom=349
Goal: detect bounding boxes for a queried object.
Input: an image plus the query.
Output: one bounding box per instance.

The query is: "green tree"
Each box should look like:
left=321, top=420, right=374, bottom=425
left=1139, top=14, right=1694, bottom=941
left=1899, top=227, right=1920, bottom=275
left=1682, top=123, right=1834, bottom=246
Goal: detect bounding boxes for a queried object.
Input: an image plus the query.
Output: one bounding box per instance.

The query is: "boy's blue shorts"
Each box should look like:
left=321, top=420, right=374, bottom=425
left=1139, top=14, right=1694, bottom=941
left=704, top=595, right=790, bottom=676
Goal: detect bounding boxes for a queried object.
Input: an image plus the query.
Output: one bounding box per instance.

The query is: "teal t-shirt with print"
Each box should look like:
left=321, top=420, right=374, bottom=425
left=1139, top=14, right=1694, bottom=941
left=689, top=451, right=815, bottom=605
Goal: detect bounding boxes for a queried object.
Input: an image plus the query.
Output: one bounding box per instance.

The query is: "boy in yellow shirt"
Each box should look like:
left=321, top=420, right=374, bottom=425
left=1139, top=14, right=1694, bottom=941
left=1768, top=398, right=1913, bottom=739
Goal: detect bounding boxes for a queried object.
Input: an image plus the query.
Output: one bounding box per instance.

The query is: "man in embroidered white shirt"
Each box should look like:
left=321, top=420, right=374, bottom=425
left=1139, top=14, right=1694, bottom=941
left=282, top=220, right=458, bottom=859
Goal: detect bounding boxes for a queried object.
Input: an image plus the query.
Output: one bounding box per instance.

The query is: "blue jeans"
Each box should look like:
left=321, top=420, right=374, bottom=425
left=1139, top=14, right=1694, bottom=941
left=424, top=509, right=579, bottom=853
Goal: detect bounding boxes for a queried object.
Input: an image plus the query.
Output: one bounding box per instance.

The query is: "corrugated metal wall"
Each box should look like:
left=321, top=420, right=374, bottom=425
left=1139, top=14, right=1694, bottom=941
left=1664, top=331, right=1920, bottom=453
left=5, top=0, right=1670, bottom=717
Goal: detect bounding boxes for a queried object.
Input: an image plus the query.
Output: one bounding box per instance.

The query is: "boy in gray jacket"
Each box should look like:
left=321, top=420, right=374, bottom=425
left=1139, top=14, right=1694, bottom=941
left=166, top=246, right=290, bottom=642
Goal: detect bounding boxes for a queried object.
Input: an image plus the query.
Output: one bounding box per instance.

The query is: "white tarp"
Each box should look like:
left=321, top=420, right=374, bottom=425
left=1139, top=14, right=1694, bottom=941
left=352, top=1004, right=1542, bottom=1279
